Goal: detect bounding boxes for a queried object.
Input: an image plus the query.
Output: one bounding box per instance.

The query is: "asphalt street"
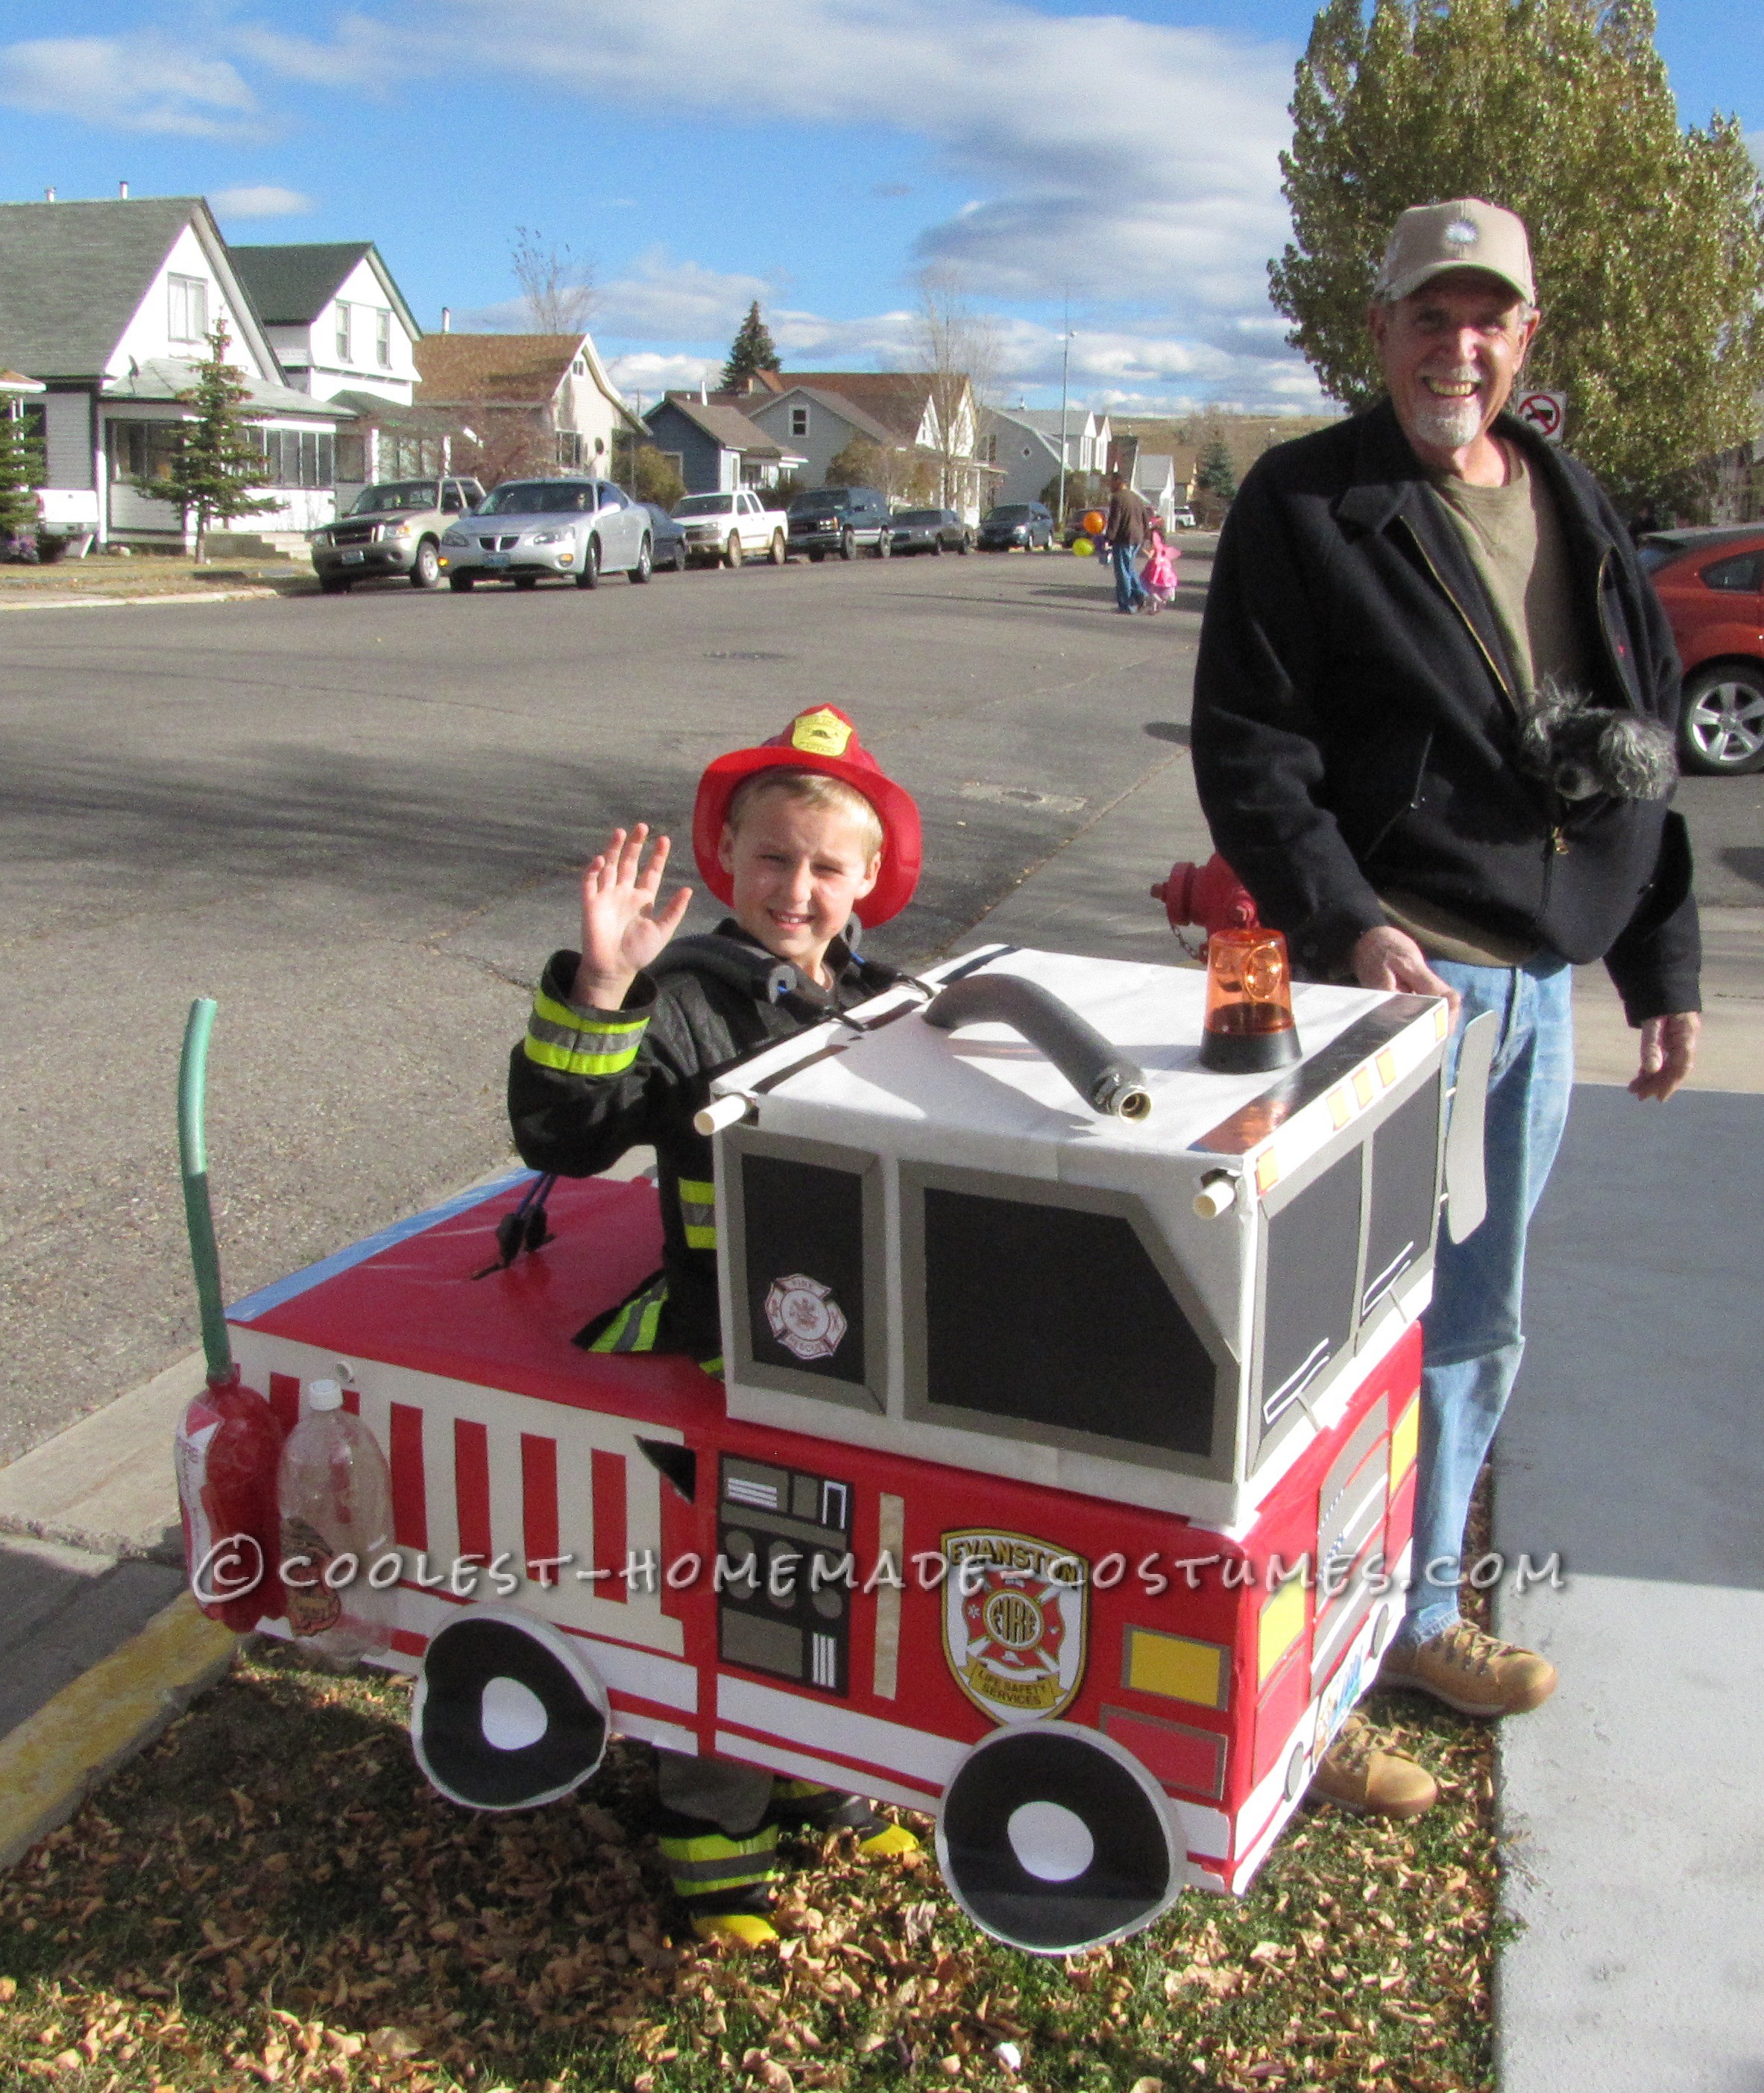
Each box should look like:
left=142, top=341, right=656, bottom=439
left=0, top=546, right=1206, bottom=1462
left=2, top=541, right=1755, bottom=1466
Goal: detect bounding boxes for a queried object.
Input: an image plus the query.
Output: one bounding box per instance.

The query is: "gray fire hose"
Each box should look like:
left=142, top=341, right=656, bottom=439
left=924, top=975, right=1152, bottom=1121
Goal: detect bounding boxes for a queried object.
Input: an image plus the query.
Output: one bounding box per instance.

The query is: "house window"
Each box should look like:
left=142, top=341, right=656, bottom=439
left=336, top=432, right=368, bottom=482
left=572, top=357, right=587, bottom=377
left=376, top=310, right=392, bottom=368
left=167, top=275, right=209, bottom=344
left=385, top=434, right=443, bottom=476
left=557, top=431, right=585, bottom=469
left=110, top=420, right=182, bottom=482
left=790, top=406, right=809, bottom=438
left=335, top=303, right=352, bottom=362
left=660, top=451, right=684, bottom=479
left=252, top=427, right=336, bottom=488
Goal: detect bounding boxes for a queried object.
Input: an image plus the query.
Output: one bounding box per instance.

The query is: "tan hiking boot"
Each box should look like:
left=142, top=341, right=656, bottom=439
left=1379, top=1619, right=1557, bottom=1717
left=1308, top=1716, right=1437, bottom=1820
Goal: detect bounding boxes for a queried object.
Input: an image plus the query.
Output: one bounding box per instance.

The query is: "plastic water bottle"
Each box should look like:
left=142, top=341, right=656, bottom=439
left=276, top=1379, right=394, bottom=1659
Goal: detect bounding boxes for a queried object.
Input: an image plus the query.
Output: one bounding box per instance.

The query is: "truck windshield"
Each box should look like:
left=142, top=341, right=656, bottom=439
left=790, top=493, right=843, bottom=514
left=350, top=482, right=438, bottom=514
left=674, top=495, right=734, bottom=517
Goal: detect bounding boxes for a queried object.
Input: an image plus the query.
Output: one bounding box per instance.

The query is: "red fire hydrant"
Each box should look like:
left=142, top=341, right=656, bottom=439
left=1151, top=852, right=1260, bottom=938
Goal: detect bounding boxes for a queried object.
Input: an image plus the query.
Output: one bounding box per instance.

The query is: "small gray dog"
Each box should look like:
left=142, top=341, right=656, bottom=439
left=1516, top=679, right=1678, bottom=802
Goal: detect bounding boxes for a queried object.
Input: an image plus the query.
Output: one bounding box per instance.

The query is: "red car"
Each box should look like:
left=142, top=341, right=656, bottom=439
left=1639, top=526, right=1764, bottom=775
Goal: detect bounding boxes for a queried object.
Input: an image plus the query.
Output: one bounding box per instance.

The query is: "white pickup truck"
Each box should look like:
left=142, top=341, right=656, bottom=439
left=671, top=488, right=790, bottom=568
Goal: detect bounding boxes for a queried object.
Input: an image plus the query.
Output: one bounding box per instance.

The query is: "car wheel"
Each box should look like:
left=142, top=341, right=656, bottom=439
left=840, top=529, right=856, bottom=561
left=447, top=573, right=474, bottom=593
left=1679, top=661, right=1764, bottom=774
left=319, top=573, right=350, bottom=594
left=630, top=536, right=652, bottom=584
left=930, top=535, right=943, bottom=555
left=670, top=538, right=689, bottom=573
left=960, top=532, right=972, bottom=554
left=876, top=530, right=892, bottom=558
left=769, top=530, right=787, bottom=565
left=725, top=532, right=743, bottom=569
left=411, top=538, right=441, bottom=589
left=576, top=538, right=600, bottom=590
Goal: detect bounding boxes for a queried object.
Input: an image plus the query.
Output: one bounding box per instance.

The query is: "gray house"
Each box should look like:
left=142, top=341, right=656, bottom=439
left=643, top=394, right=804, bottom=494
left=0, top=194, right=349, bottom=547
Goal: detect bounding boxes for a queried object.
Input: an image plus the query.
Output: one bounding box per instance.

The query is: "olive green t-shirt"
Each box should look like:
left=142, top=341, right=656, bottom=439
left=1377, top=444, right=1585, bottom=967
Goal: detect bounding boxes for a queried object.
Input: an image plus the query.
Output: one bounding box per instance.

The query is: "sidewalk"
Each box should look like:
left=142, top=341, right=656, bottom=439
left=2, top=740, right=1760, bottom=2082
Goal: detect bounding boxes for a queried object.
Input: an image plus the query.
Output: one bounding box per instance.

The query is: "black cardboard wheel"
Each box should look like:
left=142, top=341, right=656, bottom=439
left=412, top=1607, right=609, bottom=1810
left=935, top=1722, right=1180, bottom=1953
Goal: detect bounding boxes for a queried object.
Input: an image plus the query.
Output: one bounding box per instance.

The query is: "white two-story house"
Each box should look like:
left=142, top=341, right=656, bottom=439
left=0, top=194, right=352, bottom=547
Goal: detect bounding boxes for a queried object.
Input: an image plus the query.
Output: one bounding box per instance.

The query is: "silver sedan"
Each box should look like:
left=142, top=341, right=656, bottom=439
left=439, top=477, right=653, bottom=591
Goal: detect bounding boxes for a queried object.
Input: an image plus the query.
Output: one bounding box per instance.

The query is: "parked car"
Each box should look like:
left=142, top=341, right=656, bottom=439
left=671, top=489, right=788, bottom=568
left=438, top=478, right=652, bottom=591
left=311, top=476, right=485, bottom=592
left=1170, top=505, right=1199, bottom=530
left=1638, top=526, right=1764, bottom=774
left=787, top=487, right=892, bottom=561
left=977, top=501, right=1055, bottom=552
left=888, top=507, right=972, bottom=555
left=643, top=503, right=690, bottom=573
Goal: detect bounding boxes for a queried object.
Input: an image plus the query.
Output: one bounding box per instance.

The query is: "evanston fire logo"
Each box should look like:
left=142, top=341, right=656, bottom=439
left=941, top=1529, right=1089, bottom=1725
left=764, top=1274, right=848, bottom=1362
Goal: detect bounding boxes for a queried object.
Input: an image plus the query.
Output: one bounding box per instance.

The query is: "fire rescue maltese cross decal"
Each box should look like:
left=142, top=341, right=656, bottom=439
left=942, top=1530, right=1089, bottom=1725
left=764, top=1273, right=848, bottom=1362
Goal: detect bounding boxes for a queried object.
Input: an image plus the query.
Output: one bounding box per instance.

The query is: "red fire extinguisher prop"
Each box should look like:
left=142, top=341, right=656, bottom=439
left=172, top=998, right=285, bottom=1632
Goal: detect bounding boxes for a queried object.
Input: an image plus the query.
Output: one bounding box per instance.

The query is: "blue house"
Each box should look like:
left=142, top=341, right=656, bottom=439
left=643, top=393, right=804, bottom=495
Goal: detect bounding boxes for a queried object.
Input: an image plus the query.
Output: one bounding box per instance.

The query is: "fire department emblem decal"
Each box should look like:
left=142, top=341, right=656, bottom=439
left=764, top=1273, right=848, bottom=1362
left=942, top=1529, right=1089, bottom=1725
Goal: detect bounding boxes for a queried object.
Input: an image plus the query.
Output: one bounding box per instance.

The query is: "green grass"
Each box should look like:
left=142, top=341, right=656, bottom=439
left=0, top=1641, right=1503, bottom=2093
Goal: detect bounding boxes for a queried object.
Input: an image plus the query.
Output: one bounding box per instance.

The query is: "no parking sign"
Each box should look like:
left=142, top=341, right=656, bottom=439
left=1513, top=390, right=1566, bottom=443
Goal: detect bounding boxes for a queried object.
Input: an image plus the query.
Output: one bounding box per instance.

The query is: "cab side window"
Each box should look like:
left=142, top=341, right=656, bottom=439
left=441, top=485, right=464, bottom=514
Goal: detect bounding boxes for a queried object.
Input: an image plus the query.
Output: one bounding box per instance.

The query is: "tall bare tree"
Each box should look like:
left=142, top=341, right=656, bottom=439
left=913, top=269, right=1001, bottom=512
left=511, top=227, right=596, bottom=336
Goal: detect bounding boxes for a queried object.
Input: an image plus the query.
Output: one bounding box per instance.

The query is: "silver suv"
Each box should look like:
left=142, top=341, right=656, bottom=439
left=311, top=477, right=485, bottom=591
left=439, top=477, right=653, bottom=591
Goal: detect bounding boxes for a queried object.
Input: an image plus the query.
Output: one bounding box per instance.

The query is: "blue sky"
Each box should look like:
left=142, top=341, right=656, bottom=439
left=1, top=0, right=1758, bottom=413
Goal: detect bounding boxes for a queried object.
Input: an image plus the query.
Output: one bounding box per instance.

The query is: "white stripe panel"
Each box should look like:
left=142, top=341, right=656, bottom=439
left=1168, top=1796, right=1231, bottom=1862
left=713, top=1732, right=941, bottom=1816
left=717, top=1675, right=967, bottom=1790
left=617, top=1713, right=699, bottom=1755
left=379, top=1584, right=699, bottom=1712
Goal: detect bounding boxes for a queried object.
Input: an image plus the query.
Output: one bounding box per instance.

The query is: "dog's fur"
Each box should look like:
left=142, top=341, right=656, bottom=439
left=1515, top=679, right=1678, bottom=802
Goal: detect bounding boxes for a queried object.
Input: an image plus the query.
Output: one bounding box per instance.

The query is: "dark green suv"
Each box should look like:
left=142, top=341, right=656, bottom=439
left=787, top=487, right=893, bottom=562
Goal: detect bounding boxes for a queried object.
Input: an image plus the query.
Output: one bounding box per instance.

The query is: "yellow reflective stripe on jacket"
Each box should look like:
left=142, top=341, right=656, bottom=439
left=522, top=989, right=648, bottom=1077
left=588, top=1274, right=669, bottom=1355
left=677, top=1175, right=717, bottom=1250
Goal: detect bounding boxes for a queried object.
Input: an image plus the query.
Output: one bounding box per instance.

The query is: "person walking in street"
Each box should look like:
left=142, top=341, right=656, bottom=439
left=1100, top=471, right=1152, bottom=612
left=1191, top=198, right=1700, bottom=1816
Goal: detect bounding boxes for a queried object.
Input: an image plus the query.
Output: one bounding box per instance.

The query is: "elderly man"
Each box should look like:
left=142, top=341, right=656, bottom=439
left=1193, top=201, right=1700, bottom=1816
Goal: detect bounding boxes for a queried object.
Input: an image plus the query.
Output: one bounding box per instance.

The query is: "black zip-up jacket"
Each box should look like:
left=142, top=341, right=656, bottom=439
left=1191, top=399, right=1699, bottom=1025
left=508, top=920, right=898, bottom=1359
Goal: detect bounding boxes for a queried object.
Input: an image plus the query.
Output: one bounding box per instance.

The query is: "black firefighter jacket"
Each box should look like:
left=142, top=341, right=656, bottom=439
left=508, top=921, right=898, bottom=1361
left=1191, top=399, right=1700, bottom=1024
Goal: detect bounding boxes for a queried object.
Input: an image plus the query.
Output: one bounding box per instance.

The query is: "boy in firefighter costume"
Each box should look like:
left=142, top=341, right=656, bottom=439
left=509, top=705, right=924, bottom=1945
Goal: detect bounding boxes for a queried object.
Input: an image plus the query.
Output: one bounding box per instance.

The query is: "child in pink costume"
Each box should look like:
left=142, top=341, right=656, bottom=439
left=1140, top=520, right=1179, bottom=614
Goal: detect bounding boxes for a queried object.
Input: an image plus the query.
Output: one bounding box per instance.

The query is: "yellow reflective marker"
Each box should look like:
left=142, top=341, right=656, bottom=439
left=1390, top=1397, right=1420, bottom=1487
left=1125, top=1627, right=1230, bottom=1710
left=1258, top=1575, right=1308, bottom=1684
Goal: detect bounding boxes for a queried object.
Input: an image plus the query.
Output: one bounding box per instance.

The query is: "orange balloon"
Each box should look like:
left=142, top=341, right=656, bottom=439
left=1082, top=509, right=1106, bottom=535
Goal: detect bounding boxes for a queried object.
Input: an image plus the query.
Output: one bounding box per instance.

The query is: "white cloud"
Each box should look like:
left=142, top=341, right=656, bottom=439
left=596, top=251, right=778, bottom=342
left=0, top=34, right=263, bottom=139
left=210, top=183, right=312, bottom=217
left=602, top=350, right=723, bottom=396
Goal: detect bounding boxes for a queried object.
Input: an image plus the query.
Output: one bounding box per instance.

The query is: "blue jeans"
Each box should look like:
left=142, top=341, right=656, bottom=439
left=1396, top=957, right=1575, bottom=1646
left=1110, top=541, right=1146, bottom=611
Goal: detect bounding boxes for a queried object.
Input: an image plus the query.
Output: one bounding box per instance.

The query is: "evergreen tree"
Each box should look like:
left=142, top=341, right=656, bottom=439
left=0, top=409, right=45, bottom=544
left=721, top=303, right=781, bottom=391
left=1270, top=0, right=1764, bottom=505
left=1195, top=437, right=1237, bottom=504
left=134, top=321, right=279, bottom=560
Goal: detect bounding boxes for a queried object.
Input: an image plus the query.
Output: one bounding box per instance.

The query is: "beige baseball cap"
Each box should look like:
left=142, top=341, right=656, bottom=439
left=1375, top=198, right=1535, bottom=306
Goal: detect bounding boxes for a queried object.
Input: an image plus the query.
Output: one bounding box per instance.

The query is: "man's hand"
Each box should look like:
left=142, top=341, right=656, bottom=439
left=1352, top=925, right=1463, bottom=1020
left=571, top=824, right=693, bottom=1013
left=1631, top=1011, right=1700, bottom=1103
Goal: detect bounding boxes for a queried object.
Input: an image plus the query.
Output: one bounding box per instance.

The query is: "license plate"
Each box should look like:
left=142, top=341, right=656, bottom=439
left=341, top=550, right=365, bottom=564
left=482, top=553, right=508, bottom=570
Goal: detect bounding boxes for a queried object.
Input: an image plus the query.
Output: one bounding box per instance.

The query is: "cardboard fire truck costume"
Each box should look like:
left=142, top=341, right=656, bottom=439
left=211, top=936, right=1490, bottom=1956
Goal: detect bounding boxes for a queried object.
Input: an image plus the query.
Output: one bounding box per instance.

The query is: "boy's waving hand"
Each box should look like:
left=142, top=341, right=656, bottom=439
left=573, top=824, right=693, bottom=1012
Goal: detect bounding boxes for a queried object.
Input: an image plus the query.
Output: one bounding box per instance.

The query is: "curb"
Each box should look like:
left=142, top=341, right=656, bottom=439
left=0, top=1591, right=237, bottom=1873
left=0, top=587, right=296, bottom=612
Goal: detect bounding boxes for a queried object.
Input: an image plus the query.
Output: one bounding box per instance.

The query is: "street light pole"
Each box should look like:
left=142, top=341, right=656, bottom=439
left=1056, top=296, right=1071, bottom=534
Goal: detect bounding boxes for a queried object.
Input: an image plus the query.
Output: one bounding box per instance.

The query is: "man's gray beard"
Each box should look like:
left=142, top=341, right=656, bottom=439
left=1411, top=394, right=1485, bottom=450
